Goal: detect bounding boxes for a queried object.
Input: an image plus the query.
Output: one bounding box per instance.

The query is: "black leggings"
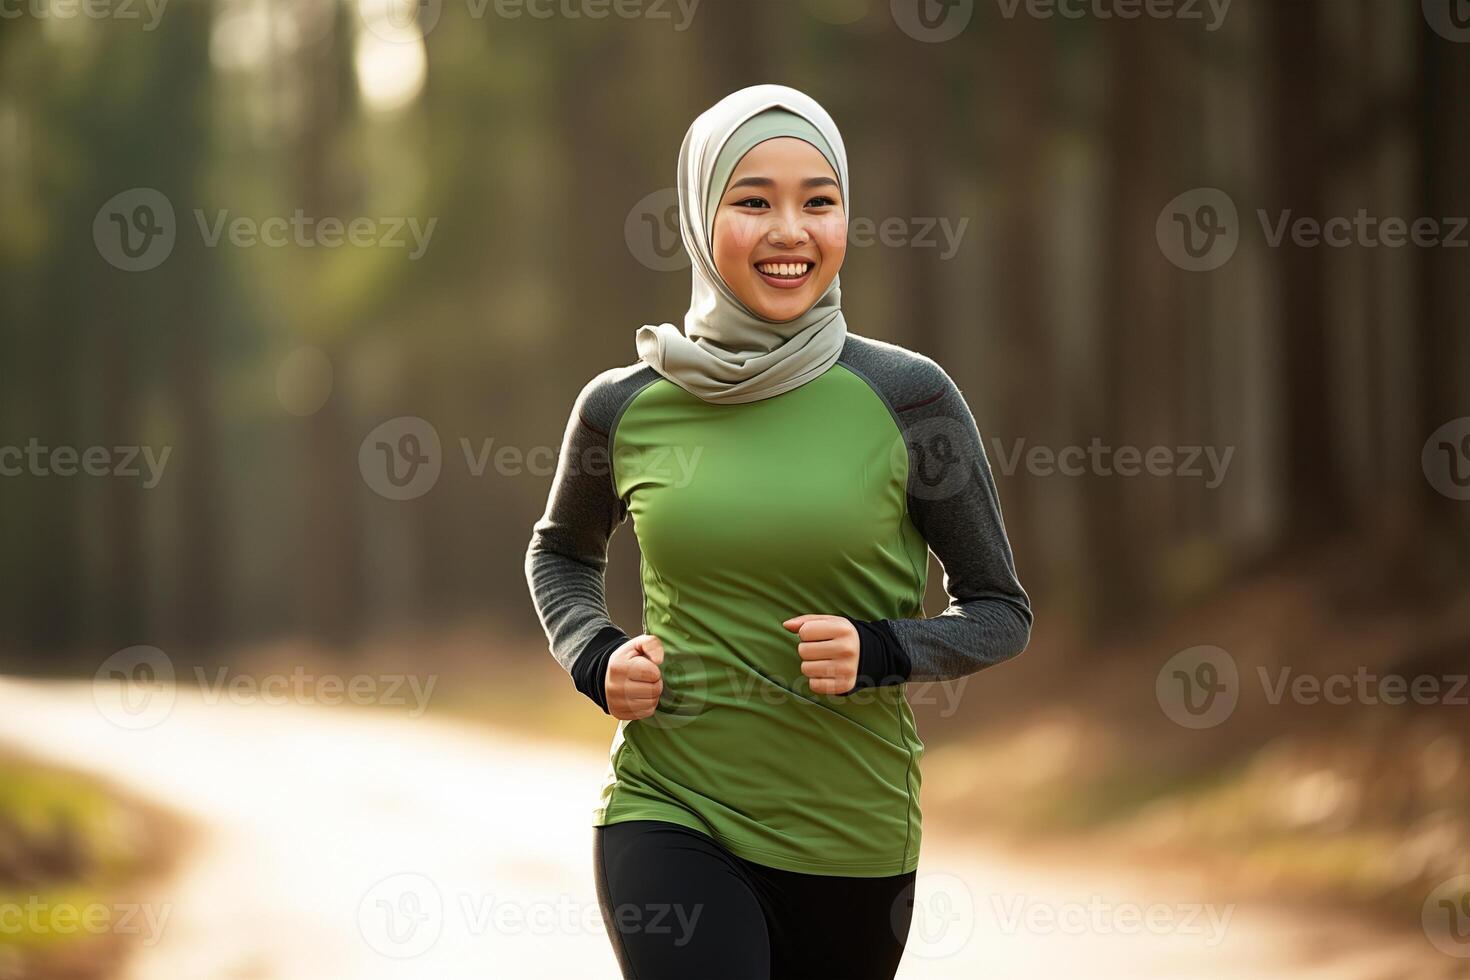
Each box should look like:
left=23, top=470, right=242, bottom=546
left=593, top=819, right=916, bottom=980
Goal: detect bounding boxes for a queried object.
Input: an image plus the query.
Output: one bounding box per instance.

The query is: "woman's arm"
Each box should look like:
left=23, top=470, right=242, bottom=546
left=846, top=349, right=1033, bottom=688
left=524, top=365, right=655, bottom=713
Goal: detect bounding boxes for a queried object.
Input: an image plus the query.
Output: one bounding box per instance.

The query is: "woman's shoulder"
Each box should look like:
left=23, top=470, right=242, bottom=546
left=839, top=331, right=959, bottom=414
left=571, top=358, right=662, bottom=437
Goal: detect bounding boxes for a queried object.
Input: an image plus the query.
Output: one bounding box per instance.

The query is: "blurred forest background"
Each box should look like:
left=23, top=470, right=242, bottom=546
left=3, top=0, right=1468, bottom=656
left=2, top=0, right=1470, bottom=976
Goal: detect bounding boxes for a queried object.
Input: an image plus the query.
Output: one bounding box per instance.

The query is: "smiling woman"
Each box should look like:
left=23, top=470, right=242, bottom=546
left=631, top=90, right=855, bottom=406
left=712, top=135, right=848, bottom=319
left=526, top=83, right=1032, bottom=980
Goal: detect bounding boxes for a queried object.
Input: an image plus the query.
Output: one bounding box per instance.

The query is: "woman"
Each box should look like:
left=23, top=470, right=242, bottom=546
left=525, top=83, right=1031, bottom=980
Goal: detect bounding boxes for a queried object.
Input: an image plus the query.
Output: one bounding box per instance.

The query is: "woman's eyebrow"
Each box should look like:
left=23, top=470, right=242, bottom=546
left=726, top=176, right=840, bottom=191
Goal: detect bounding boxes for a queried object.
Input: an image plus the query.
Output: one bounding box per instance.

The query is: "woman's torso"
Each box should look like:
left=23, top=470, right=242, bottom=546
left=593, top=345, right=929, bottom=877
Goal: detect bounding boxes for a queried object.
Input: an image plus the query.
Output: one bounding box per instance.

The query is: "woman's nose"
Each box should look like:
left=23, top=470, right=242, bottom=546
left=766, top=208, right=810, bottom=248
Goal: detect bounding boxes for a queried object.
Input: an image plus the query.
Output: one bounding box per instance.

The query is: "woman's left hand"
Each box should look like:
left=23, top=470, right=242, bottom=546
left=782, top=614, right=859, bottom=695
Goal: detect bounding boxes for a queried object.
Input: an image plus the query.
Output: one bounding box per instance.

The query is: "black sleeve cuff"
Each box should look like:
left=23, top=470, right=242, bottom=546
left=570, top=625, right=633, bottom=714
left=839, top=617, right=913, bottom=694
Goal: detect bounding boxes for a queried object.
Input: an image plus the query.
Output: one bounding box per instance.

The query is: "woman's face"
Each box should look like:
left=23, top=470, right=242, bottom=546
left=711, top=136, right=847, bottom=323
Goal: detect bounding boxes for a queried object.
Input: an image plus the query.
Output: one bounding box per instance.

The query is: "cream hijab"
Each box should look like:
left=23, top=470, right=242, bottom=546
left=634, top=84, right=850, bottom=405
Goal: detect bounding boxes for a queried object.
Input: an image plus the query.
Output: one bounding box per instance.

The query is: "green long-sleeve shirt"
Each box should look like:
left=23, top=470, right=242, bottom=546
left=526, top=331, right=1031, bottom=876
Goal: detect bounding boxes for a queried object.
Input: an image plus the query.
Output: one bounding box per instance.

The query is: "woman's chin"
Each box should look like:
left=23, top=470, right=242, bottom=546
left=745, top=290, right=814, bottom=323
left=756, top=306, right=802, bottom=324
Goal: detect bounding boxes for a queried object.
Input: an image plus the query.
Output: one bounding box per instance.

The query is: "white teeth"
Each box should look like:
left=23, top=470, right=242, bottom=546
left=757, top=262, right=811, bottom=277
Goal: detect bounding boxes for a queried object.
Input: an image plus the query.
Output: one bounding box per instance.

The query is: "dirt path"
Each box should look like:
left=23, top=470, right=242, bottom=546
left=0, top=678, right=1447, bottom=979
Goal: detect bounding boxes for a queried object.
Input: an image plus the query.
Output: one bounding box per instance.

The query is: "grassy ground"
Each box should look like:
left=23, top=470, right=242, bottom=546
left=0, top=753, right=190, bottom=980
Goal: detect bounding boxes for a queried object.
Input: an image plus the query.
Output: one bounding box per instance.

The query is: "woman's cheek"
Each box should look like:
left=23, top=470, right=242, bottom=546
left=720, top=214, right=764, bottom=254
left=814, top=217, right=849, bottom=258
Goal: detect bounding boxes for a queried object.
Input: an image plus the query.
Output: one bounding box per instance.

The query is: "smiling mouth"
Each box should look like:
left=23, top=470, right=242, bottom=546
left=754, top=260, right=814, bottom=288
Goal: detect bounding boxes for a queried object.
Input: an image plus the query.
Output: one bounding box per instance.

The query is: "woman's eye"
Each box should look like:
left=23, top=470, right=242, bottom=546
left=729, top=195, right=837, bottom=210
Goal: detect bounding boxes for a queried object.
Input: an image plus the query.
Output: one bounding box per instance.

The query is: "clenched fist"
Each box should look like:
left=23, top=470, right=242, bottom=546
left=605, top=633, right=665, bottom=720
left=783, top=614, right=859, bottom=695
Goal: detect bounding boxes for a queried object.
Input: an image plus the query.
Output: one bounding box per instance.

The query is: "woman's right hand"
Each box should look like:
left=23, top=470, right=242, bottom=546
left=605, top=634, right=664, bottom=720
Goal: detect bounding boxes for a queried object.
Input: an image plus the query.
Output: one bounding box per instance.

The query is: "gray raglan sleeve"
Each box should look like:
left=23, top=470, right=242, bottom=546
left=524, top=371, right=636, bottom=713
left=881, top=356, right=1032, bottom=683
